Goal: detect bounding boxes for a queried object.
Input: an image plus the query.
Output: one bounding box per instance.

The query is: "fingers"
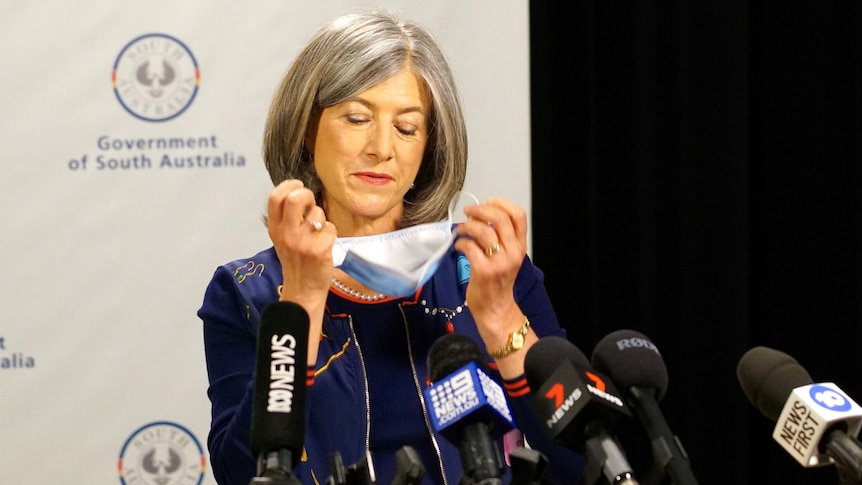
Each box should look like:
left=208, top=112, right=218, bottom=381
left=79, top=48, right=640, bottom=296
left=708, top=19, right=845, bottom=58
left=455, top=197, right=527, bottom=260
left=267, top=180, right=334, bottom=300
left=486, top=197, right=528, bottom=243
left=267, top=180, right=300, bottom=226
left=268, top=180, right=329, bottom=231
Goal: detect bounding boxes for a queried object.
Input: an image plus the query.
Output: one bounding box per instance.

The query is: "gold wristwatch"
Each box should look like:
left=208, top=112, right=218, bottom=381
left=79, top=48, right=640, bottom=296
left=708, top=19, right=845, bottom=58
left=488, top=316, right=531, bottom=358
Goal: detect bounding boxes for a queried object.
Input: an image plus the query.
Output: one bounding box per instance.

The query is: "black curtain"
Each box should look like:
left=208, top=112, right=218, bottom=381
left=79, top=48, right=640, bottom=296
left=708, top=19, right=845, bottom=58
left=530, top=1, right=862, bottom=484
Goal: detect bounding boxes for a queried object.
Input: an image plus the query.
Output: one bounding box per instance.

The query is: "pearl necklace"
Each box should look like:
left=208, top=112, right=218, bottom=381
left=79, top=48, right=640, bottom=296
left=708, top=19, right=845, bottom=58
left=331, top=278, right=387, bottom=301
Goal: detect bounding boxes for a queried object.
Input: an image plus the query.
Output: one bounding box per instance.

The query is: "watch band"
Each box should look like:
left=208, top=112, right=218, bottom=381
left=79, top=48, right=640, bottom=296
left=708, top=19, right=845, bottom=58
left=488, top=315, right=531, bottom=359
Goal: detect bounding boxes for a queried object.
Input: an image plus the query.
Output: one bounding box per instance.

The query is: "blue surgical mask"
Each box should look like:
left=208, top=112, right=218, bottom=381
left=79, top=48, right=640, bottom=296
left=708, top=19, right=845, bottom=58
left=332, top=192, right=478, bottom=297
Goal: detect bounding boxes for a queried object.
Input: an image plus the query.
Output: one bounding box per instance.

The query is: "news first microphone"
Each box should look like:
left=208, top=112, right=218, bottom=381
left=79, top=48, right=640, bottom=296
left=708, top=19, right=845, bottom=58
left=424, top=333, right=514, bottom=485
left=591, top=329, right=699, bottom=485
left=524, top=336, right=637, bottom=485
left=737, top=346, right=862, bottom=483
left=250, top=301, right=311, bottom=485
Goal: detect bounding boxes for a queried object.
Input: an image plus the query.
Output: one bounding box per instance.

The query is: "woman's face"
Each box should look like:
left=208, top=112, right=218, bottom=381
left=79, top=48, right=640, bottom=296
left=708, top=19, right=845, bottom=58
left=308, top=67, right=430, bottom=230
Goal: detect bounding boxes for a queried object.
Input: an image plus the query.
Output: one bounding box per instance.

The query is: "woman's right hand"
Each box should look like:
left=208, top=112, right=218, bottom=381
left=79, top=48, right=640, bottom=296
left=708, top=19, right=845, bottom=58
left=266, top=180, right=334, bottom=359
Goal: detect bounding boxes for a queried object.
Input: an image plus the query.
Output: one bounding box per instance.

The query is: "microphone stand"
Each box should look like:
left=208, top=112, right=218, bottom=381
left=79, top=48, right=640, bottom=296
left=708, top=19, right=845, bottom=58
left=826, top=429, right=862, bottom=485
left=346, top=451, right=377, bottom=485
left=251, top=450, right=302, bottom=485
left=327, top=450, right=377, bottom=485
left=508, top=446, right=548, bottom=485
left=458, top=422, right=505, bottom=485
left=392, top=446, right=425, bottom=485
left=627, top=387, right=698, bottom=485
left=582, top=435, right=638, bottom=485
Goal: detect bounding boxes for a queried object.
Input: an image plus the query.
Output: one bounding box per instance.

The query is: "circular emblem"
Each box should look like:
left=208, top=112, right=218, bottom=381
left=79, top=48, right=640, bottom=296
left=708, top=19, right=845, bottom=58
left=112, top=33, right=200, bottom=122
left=810, top=384, right=852, bottom=412
left=118, top=421, right=206, bottom=485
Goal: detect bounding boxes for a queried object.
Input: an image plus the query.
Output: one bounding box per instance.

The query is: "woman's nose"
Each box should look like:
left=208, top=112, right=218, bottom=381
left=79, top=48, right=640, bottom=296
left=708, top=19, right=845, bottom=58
left=367, top=124, right=393, bottom=162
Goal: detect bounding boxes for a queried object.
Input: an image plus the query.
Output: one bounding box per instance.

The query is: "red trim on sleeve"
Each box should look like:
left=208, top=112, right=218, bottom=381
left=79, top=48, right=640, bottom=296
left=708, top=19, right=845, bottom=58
left=503, top=374, right=531, bottom=398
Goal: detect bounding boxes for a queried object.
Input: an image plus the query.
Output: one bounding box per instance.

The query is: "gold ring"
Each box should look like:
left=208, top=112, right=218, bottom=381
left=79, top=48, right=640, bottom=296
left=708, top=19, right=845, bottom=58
left=309, top=220, right=323, bottom=231
left=485, top=242, right=502, bottom=256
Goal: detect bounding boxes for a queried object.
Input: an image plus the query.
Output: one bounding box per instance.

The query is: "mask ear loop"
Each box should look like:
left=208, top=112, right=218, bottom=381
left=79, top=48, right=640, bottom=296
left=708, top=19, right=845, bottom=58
left=448, top=191, right=480, bottom=224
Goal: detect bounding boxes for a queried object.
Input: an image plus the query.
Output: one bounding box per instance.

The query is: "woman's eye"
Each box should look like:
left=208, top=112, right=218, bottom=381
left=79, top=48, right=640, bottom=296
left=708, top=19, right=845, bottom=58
left=347, top=115, right=369, bottom=125
left=397, top=126, right=417, bottom=136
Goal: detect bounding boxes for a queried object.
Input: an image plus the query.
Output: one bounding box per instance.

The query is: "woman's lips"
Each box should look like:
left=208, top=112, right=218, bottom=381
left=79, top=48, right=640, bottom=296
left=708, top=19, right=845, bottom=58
left=355, top=173, right=392, bottom=185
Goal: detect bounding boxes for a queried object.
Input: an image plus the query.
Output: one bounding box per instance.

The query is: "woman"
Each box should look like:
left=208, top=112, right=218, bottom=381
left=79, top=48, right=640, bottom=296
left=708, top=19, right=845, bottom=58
left=199, top=9, right=584, bottom=485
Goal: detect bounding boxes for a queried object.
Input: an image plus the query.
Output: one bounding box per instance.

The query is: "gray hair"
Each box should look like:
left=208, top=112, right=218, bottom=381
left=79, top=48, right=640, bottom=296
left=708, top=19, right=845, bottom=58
left=263, top=9, right=468, bottom=227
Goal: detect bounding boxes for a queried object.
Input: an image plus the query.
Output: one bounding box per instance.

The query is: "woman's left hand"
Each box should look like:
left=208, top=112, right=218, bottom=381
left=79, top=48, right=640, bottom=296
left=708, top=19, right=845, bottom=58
left=454, top=197, right=533, bottom=368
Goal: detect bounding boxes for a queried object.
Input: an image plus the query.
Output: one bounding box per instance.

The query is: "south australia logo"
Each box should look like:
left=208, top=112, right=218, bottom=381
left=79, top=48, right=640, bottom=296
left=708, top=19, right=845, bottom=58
left=112, top=33, right=200, bottom=122
left=118, top=421, right=206, bottom=485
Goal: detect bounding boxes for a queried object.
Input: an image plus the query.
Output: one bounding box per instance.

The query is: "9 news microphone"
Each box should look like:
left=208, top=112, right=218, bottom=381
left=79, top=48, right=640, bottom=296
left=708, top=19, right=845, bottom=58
left=591, top=330, right=699, bottom=485
left=423, top=333, right=514, bottom=485
left=737, top=346, right=862, bottom=483
left=524, top=336, right=638, bottom=485
left=250, top=301, right=312, bottom=485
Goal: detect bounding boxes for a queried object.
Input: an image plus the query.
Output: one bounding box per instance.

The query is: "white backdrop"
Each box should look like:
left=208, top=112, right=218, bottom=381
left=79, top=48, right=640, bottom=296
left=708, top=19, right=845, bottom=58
left=0, top=1, right=530, bottom=484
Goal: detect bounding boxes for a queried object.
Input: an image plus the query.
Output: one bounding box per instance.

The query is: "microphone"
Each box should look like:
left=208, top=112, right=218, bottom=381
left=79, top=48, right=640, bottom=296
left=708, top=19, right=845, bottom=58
left=524, top=336, right=637, bottom=485
left=423, top=333, right=513, bottom=485
left=250, top=301, right=311, bottom=485
left=508, top=447, right=548, bottom=485
left=591, top=330, right=699, bottom=485
left=737, top=346, right=862, bottom=482
left=328, top=450, right=377, bottom=485
left=391, top=445, right=425, bottom=485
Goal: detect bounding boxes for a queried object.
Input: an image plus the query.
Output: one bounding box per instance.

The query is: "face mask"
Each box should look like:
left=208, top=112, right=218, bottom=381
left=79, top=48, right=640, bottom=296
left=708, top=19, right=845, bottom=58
left=332, top=192, right=478, bottom=297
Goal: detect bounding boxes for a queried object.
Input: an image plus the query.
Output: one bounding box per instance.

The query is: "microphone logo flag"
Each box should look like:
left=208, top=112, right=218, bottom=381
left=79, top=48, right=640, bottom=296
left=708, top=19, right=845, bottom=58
left=424, top=361, right=514, bottom=439
left=267, top=333, right=298, bottom=413
left=773, top=382, right=862, bottom=467
left=529, top=361, right=629, bottom=447
left=532, top=363, right=627, bottom=436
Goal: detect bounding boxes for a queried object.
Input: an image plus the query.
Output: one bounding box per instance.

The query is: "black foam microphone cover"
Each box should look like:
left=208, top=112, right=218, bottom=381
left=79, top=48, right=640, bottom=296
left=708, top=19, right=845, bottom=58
left=427, top=332, right=486, bottom=382
left=591, top=329, right=668, bottom=402
left=736, top=346, right=813, bottom=421
left=524, top=335, right=590, bottom=388
left=250, top=301, right=310, bottom=467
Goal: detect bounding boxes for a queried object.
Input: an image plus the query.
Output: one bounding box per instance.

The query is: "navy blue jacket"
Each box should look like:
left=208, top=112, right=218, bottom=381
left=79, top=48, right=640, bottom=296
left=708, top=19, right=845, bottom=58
left=199, top=245, right=585, bottom=485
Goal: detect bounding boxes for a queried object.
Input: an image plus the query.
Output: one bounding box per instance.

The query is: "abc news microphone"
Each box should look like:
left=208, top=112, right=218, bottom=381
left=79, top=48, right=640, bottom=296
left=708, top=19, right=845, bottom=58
left=591, top=330, right=698, bottom=485
left=250, top=301, right=312, bottom=485
left=737, top=346, right=862, bottom=484
left=423, top=333, right=514, bottom=485
left=524, top=336, right=638, bottom=485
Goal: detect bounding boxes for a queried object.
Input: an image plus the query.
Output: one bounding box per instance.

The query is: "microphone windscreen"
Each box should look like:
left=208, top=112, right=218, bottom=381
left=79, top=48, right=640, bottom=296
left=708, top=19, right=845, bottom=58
left=427, top=333, right=486, bottom=382
left=736, top=346, right=813, bottom=422
left=590, top=329, right=669, bottom=401
left=524, top=336, right=589, bottom=391
left=250, top=301, right=310, bottom=462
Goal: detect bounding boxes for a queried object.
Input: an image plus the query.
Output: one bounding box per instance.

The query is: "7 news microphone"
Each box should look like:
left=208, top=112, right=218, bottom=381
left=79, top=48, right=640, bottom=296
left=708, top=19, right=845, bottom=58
left=737, top=346, right=862, bottom=484
left=591, top=330, right=698, bottom=485
left=423, top=333, right=514, bottom=485
left=249, top=301, right=312, bottom=485
left=524, top=335, right=638, bottom=485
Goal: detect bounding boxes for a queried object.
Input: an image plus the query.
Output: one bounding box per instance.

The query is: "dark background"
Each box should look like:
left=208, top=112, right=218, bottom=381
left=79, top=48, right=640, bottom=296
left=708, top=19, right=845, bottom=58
left=529, top=1, right=861, bottom=484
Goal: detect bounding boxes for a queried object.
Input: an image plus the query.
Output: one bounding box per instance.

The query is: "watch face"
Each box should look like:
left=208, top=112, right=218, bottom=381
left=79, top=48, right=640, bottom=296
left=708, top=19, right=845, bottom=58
left=512, top=333, right=525, bottom=349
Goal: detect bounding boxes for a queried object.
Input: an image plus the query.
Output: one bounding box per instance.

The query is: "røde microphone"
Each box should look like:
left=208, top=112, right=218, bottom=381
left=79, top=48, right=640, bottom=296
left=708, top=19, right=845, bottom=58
left=591, top=329, right=699, bottom=485
left=424, top=333, right=514, bottom=485
left=250, top=301, right=311, bottom=485
left=524, top=336, right=637, bottom=485
left=737, top=346, right=862, bottom=482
